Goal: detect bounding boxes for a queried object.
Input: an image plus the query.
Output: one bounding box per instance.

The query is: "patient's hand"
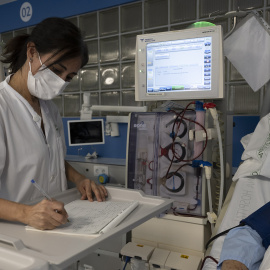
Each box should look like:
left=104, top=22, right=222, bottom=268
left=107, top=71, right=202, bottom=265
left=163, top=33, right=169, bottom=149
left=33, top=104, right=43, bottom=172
left=222, top=260, right=248, bottom=270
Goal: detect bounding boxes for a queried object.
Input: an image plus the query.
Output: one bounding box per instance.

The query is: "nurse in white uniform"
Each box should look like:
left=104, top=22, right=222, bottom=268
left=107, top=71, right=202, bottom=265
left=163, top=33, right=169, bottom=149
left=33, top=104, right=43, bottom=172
left=0, top=17, right=107, bottom=230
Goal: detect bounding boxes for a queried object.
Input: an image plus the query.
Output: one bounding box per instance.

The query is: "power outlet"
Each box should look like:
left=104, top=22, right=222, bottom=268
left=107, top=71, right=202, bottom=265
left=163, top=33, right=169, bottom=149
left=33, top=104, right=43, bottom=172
left=94, top=165, right=109, bottom=176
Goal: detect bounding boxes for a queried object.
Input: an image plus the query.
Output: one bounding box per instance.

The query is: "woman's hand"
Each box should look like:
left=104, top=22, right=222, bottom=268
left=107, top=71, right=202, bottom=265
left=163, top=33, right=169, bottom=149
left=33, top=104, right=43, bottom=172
left=76, top=178, right=107, bottom=202
left=25, top=199, right=68, bottom=230
left=65, top=161, right=108, bottom=201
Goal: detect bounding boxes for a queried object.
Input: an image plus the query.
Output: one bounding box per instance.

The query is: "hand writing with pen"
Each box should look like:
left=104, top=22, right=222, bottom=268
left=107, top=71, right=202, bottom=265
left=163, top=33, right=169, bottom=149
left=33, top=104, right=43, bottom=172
left=25, top=199, right=69, bottom=230
left=28, top=175, right=107, bottom=230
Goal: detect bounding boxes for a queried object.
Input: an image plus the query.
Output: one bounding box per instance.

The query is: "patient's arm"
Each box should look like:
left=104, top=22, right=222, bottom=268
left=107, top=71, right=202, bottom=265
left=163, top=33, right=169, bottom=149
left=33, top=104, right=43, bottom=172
left=217, top=225, right=265, bottom=270
left=222, top=260, right=248, bottom=270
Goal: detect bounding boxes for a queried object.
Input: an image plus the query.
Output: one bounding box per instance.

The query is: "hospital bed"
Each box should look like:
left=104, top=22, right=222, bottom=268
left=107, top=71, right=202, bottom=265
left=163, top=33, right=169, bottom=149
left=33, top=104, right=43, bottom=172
left=203, top=176, right=270, bottom=269
left=201, top=112, right=270, bottom=269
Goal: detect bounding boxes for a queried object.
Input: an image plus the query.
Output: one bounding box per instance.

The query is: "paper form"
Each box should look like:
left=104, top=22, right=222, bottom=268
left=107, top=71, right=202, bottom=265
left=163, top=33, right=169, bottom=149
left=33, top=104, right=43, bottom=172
left=26, top=199, right=139, bottom=236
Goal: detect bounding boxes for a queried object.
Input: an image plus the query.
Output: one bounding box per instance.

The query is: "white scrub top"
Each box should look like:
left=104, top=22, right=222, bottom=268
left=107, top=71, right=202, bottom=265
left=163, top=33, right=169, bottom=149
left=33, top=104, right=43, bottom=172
left=0, top=75, right=67, bottom=203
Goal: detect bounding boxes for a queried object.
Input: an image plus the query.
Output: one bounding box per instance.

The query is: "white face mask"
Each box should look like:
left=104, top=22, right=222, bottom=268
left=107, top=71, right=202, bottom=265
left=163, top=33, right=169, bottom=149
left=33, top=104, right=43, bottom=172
left=27, top=54, right=69, bottom=100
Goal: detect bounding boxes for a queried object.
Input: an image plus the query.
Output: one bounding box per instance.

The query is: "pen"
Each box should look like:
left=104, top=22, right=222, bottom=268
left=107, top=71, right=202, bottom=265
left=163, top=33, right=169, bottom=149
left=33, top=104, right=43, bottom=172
left=31, top=179, right=52, bottom=201
left=31, top=179, right=69, bottom=222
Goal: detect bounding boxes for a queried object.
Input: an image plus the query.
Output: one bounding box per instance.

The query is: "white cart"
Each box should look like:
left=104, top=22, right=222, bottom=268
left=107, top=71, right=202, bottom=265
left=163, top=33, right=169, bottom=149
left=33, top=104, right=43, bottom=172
left=0, top=187, right=172, bottom=269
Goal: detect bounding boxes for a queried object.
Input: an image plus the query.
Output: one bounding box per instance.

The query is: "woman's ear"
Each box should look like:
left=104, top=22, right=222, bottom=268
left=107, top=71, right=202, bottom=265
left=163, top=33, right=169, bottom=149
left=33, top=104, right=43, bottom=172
left=26, top=42, right=37, bottom=61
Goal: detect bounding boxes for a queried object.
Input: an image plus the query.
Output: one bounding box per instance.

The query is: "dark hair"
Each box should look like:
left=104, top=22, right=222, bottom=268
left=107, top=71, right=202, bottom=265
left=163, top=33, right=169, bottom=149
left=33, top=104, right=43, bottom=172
left=1, top=17, right=88, bottom=73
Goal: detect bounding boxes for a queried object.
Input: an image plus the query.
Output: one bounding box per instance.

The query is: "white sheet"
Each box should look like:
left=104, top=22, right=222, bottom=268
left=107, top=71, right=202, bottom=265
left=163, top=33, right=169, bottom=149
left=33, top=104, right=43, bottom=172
left=259, top=246, right=270, bottom=270
left=203, top=175, right=270, bottom=269
left=233, top=113, right=270, bottom=181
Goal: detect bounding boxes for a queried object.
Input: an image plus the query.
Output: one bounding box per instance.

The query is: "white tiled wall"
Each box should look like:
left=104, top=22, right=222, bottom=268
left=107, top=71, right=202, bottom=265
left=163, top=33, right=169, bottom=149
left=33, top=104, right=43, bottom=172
left=1, top=0, right=266, bottom=117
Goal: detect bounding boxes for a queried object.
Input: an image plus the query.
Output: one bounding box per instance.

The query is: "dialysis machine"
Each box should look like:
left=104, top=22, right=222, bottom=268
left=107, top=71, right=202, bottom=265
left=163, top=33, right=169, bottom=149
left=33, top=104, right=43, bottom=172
left=127, top=25, right=224, bottom=219
left=127, top=104, right=216, bottom=217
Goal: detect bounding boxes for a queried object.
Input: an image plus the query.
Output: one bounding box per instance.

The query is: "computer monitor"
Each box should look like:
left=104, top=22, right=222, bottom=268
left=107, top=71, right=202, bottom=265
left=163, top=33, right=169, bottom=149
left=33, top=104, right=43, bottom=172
left=135, top=25, right=224, bottom=101
left=67, top=119, right=105, bottom=146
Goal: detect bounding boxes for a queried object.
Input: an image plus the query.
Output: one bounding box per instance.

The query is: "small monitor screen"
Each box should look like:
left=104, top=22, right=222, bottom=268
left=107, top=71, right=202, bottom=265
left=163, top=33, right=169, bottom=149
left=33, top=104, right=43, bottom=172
left=146, top=36, right=212, bottom=94
left=67, top=119, right=105, bottom=146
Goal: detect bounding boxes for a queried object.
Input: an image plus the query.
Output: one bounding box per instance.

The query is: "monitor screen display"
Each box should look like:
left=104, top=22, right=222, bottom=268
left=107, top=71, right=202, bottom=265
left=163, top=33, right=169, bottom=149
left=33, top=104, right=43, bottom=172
left=146, top=36, right=212, bottom=94
left=67, top=119, right=105, bottom=146
left=135, top=25, right=224, bottom=101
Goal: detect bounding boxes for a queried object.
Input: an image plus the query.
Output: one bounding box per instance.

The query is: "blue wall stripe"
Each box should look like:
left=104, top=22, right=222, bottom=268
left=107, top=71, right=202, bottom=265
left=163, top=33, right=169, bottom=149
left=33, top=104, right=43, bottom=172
left=0, top=0, right=138, bottom=33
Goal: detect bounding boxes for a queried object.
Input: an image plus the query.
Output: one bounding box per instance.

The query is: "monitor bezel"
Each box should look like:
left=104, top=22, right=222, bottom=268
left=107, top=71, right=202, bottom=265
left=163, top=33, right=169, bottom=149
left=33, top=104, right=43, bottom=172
left=135, top=25, right=224, bottom=101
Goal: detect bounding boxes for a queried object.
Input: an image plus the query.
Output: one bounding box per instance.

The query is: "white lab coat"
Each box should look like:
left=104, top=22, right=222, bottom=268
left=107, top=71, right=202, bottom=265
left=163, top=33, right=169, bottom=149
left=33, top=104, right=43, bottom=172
left=0, top=75, right=67, bottom=203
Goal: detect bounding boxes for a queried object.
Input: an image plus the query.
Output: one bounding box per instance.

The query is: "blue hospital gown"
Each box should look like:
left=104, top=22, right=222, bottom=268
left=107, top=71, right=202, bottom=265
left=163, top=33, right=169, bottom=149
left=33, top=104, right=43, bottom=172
left=217, top=225, right=265, bottom=270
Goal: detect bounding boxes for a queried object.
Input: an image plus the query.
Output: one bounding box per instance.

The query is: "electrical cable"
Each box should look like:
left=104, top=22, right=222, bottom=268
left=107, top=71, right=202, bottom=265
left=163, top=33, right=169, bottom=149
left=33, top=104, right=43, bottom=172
left=139, top=102, right=209, bottom=216
left=123, top=256, right=131, bottom=270
left=161, top=102, right=209, bottom=214
left=146, top=178, right=153, bottom=189
left=161, top=171, right=185, bottom=193
left=166, top=118, right=188, bottom=138
left=172, top=207, right=207, bottom=218
left=168, top=102, right=195, bottom=153
left=160, top=142, right=186, bottom=163
left=179, top=117, right=208, bottom=161
left=148, top=160, right=153, bottom=171
left=165, top=117, right=208, bottom=179
left=165, top=102, right=208, bottom=181
left=205, top=224, right=244, bottom=251
left=167, top=112, right=208, bottom=161
left=199, top=256, right=218, bottom=270
left=165, top=162, right=190, bottom=185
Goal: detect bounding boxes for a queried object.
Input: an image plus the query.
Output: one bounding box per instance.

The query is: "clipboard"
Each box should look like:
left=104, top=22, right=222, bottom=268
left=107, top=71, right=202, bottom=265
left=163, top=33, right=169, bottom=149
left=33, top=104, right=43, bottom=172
left=0, top=186, right=173, bottom=269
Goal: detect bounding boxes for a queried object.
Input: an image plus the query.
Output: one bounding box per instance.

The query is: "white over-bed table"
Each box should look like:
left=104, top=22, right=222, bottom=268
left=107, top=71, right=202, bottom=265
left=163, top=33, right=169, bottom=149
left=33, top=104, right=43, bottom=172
left=0, top=187, right=173, bottom=269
